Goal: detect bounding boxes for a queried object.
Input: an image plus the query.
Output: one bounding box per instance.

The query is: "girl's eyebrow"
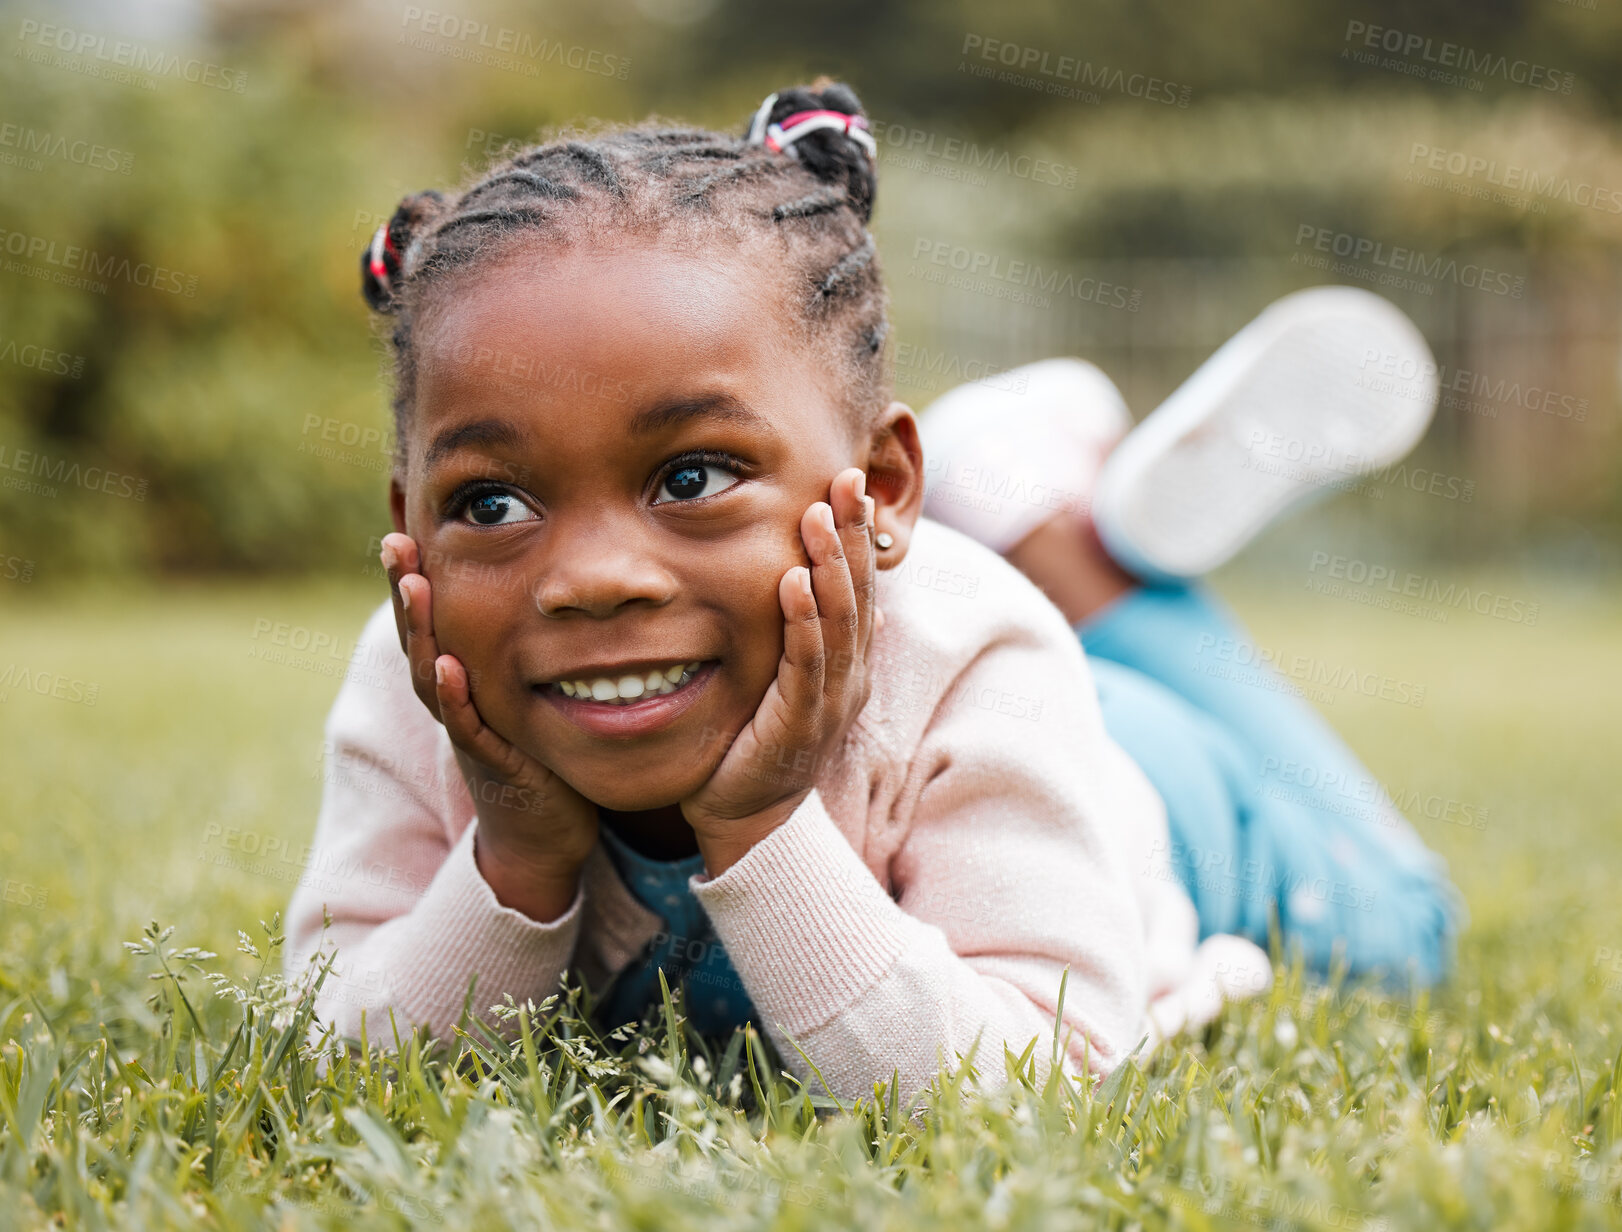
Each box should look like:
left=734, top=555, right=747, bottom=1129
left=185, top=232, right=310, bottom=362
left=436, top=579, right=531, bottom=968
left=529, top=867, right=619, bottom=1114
left=629, top=394, right=775, bottom=437
left=424, top=419, right=522, bottom=471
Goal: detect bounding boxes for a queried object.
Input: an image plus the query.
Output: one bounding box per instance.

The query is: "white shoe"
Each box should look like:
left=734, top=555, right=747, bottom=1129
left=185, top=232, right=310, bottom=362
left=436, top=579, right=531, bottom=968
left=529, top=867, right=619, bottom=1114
left=918, top=358, right=1132, bottom=555
left=1093, top=287, right=1439, bottom=581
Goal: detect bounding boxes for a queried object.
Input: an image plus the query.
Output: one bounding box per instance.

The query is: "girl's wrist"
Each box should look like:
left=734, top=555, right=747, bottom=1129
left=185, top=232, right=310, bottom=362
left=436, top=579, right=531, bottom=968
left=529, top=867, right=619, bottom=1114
left=693, top=790, right=808, bottom=878
left=473, top=831, right=586, bottom=923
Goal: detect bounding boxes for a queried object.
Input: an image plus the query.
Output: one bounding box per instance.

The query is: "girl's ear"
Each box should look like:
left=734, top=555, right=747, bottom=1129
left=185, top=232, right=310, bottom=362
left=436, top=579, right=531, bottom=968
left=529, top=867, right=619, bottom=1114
left=863, top=402, right=925, bottom=570
left=389, top=475, right=408, bottom=537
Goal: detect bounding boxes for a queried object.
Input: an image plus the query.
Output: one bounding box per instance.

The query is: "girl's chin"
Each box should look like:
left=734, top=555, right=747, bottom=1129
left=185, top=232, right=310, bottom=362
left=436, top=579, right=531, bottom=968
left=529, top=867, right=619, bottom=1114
left=550, top=759, right=722, bottom=815
left=568, top=783, right=697, bottom=814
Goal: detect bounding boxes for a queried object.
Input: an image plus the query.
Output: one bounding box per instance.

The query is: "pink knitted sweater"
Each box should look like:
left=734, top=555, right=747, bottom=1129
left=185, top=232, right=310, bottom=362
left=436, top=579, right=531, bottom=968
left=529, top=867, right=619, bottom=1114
left=286, top=518, right=1236, bottom=1098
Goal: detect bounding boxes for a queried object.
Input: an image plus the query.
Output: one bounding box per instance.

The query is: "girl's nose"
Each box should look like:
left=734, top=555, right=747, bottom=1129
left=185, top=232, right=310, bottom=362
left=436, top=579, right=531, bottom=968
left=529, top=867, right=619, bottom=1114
left=531, top=534, right=679, bottom=620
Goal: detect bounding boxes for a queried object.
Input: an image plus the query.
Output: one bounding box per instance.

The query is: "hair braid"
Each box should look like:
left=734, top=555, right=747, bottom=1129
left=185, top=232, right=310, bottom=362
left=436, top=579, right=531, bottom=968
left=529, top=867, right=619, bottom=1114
left=361, top=80, right=889, bottom=468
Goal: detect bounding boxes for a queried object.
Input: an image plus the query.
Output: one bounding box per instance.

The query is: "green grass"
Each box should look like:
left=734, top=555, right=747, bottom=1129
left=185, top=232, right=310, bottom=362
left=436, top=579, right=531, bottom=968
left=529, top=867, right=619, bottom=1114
left=2, top=573, right=1621, bottom=1230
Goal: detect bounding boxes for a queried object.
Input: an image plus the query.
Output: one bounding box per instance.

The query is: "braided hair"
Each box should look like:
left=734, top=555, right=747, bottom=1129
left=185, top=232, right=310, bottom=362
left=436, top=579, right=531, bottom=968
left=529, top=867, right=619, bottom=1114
left=360, top=80, right=889, bottom=471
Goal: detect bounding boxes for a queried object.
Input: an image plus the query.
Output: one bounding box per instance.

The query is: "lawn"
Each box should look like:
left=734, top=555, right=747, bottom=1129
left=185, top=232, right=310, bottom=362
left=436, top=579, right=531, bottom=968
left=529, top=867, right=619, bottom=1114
left=2, top=570, right=1620, bottom=1229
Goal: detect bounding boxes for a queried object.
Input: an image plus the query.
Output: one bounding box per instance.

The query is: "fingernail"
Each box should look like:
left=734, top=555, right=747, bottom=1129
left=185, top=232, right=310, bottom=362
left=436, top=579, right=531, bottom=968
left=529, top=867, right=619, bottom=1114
left=399, top=584, right=412, bottom=614
left=853, top=471, right=866, bottom=501
left=817, top=504, right=836, bottom=534
left=864, top=495, right=876, bottom=527
left=380, top=541, right=399, bottom=572
left=434, top=659, right=447, bottom=686
left=801, top=568, right=814, bottom=595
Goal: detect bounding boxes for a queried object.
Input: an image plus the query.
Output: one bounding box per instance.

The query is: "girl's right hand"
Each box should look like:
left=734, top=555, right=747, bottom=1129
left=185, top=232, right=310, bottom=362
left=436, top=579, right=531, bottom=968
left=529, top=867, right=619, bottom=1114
left=381, top=532, right=598, bottom=922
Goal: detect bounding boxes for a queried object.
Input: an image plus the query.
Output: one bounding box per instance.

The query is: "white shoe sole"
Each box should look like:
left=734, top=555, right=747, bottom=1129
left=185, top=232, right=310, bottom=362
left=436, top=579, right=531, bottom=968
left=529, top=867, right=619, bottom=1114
left=1093, top=287, right=1439, bottom=581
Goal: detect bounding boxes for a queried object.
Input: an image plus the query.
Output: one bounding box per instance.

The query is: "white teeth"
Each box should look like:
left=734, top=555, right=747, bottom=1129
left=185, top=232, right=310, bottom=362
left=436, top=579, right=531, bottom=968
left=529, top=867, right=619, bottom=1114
left=556, top=662, right=705, bottom=703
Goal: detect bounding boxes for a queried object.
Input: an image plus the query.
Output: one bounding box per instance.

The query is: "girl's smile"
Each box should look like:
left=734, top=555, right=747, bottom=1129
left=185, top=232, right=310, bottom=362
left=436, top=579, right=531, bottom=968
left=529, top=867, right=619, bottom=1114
left=537, top=660, right=720, bottom=738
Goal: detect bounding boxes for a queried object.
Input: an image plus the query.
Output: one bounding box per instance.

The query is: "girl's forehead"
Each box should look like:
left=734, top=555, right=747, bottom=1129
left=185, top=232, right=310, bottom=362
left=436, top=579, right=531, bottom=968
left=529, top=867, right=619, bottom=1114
left=408, top=242, right=836, bottom=444
left=419, top=241, right=788, bottom=374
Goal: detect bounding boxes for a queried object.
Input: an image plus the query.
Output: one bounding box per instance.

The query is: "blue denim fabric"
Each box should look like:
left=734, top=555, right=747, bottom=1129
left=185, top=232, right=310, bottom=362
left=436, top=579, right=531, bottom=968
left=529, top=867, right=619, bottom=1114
left=1083, top=584, right=1462, bottom=985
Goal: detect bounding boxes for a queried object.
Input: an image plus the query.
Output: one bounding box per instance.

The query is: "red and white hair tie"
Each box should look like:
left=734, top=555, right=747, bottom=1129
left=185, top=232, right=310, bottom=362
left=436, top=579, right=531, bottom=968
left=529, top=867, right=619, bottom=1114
left=367, top=222, right=400, bottom=296
left=748, top=92, right=877, bottom=160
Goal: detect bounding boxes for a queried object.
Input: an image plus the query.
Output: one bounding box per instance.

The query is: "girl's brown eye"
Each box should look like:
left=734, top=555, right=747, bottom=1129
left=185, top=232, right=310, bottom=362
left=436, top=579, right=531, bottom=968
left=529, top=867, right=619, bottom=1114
left=654, top=464, right=739, bottom=504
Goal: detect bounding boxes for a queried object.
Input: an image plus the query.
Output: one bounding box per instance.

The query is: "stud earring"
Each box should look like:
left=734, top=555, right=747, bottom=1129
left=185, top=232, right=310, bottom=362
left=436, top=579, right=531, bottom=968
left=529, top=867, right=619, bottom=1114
left=875, top=532, right=894, bottom=550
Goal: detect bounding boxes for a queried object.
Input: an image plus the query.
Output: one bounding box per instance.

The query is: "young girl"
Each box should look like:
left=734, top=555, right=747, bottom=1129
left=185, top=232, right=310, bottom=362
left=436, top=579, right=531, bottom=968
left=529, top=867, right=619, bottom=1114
left=288, top=81, right=1278, bottom=1101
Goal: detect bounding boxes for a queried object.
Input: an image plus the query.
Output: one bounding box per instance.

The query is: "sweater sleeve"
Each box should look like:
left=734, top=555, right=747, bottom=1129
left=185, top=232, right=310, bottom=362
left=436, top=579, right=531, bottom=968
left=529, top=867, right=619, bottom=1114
left=691, top=626, right=1148, bottom=1102
left=283, top=602, right=584, bottom=1043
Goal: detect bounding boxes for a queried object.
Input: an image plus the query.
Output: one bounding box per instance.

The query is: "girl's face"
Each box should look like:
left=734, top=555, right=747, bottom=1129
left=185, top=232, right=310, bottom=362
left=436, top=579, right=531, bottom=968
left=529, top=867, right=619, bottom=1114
left=390, top=239, right=915, bottom=812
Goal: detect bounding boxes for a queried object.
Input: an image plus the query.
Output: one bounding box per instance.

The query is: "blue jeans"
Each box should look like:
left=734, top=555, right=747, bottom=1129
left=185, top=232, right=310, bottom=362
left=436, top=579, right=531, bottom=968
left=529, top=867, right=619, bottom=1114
left=1082, top=585, right=1462, bottom=986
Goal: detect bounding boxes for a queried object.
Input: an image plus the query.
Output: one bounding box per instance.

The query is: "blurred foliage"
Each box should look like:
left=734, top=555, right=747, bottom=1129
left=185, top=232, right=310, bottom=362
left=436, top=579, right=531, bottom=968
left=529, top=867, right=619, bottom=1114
left=1, top=0, right=1620, bottom=575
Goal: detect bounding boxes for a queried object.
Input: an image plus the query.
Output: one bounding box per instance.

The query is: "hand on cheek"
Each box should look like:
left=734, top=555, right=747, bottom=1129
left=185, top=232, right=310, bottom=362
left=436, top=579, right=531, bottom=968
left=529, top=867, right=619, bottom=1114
left=680, top=466, right=879, bottom=876
left=381, top=532, right=599, bottom=922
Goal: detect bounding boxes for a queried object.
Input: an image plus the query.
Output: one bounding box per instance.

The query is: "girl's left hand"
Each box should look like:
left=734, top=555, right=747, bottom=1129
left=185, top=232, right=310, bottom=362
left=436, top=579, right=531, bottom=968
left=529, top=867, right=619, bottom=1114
left=682, top=466, right=880, bottom=875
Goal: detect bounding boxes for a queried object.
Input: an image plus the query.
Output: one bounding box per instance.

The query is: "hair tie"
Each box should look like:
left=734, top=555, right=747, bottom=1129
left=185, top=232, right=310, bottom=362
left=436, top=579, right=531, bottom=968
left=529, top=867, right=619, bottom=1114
left=748, top=93, right=876, bottom=160
left=367, top=223, right=400, bottom=297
